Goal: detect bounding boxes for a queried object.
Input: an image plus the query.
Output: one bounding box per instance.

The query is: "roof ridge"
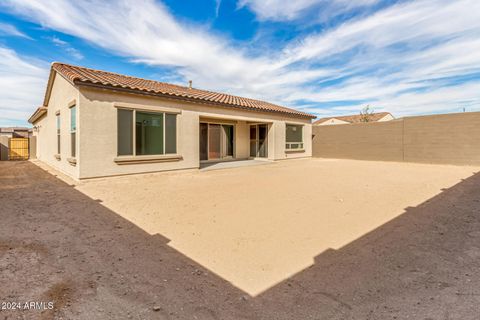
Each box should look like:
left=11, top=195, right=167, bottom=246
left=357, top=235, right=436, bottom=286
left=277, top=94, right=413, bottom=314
left=50, top=62, right=316, bottom=119
left=53, top=62, right=218, bottom=94
left=52, top=62, right=284, bottom=106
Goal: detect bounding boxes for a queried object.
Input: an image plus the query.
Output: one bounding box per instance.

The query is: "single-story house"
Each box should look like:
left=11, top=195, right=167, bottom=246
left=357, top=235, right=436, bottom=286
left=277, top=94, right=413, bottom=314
left=29, top=62, right=315, bottom=179
left=314, top=112, right=394, bottom=125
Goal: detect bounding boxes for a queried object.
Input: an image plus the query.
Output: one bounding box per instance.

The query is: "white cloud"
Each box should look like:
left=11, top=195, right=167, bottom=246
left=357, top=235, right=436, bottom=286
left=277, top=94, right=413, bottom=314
left=0, top=0, right=479, bottom=125
left=0, top=22, right=31, bottom=38
left=238, top=0, right=379, bottom=21
left=0, top=47, right=48, bottom=126
left=1, top=0, right=278, bottom=92
left=49, top=36, right=84, bottom=60
left=278, top=0, right=480, bottom=116
left=215, top=0, right=222, bottom=18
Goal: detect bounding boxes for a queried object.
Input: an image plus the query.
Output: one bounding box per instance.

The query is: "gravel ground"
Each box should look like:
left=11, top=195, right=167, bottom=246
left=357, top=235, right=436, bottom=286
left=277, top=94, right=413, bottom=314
left=1, top=160, right=480, bottom=319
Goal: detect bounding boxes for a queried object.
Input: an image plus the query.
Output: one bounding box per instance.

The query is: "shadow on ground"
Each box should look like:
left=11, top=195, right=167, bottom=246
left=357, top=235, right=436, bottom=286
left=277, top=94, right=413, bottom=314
left=0, top=161, right=479, bottom=319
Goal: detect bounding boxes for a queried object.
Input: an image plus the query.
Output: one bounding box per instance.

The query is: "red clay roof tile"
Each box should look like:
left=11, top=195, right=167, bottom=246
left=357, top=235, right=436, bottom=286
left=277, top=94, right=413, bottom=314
left=52, top=62, right=315, bottom=119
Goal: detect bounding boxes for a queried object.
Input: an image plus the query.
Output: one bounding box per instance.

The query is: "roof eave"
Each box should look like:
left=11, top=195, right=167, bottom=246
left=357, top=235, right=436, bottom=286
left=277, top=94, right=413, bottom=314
left=42, top=66, right=59, bottom=107
left=28, top=107, right=48, bottom=124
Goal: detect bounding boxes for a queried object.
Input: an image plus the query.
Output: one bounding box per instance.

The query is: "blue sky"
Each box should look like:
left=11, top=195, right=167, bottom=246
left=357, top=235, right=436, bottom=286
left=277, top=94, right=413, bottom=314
left=0, top=0, right=479, bottom=127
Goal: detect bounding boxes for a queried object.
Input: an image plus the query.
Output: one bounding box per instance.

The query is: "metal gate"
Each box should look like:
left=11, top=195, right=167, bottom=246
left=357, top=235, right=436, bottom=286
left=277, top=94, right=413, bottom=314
left=8, top=138, right=29, bottom=160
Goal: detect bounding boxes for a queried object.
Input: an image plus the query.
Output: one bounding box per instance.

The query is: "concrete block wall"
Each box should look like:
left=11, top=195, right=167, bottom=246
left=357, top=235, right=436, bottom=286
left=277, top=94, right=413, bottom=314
left=312, top=112, right=480, bottom=166
left=312, top=119, right=404, bottom=162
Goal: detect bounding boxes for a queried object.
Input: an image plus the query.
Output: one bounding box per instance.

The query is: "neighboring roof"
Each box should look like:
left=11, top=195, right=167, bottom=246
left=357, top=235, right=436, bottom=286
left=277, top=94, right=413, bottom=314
left=314, top=112, right=393, bottom=125
left=0, top=127, right=31, bottom=133
left=32, top=62, right=315, bottom=122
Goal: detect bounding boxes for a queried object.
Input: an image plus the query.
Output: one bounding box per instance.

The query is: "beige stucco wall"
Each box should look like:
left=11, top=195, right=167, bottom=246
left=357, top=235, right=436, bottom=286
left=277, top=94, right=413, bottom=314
left=33, top=74, right=80, bottom=178
left=29, top=136, right=37, bottom=159
left=77, top=86, right=312, bottom=179
left=234, top=121, right=250, bottom=159
left=312, top=112, right=480, bottom=165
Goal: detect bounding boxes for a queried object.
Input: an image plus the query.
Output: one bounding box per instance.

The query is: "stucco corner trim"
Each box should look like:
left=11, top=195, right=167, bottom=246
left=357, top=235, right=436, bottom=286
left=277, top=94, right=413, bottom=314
left=114, top=154, right=183, bottom=165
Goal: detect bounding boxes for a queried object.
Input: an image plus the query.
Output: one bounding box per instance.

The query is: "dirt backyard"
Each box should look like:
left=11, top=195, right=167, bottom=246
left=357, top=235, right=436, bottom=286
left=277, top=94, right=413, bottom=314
left=1, top=159, right=480, bottom=319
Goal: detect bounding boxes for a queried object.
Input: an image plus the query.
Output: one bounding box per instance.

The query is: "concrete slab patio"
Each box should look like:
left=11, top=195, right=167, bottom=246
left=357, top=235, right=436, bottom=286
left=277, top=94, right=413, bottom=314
left=199, top=159, right=273, bottom=171
left=2, top=159, right=480, bottom=319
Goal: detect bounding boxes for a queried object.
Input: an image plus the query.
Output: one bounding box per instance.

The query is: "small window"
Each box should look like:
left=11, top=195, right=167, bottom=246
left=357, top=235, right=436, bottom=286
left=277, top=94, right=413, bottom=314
left=285, top=124, right=304, bottom=150
left=56, top=113, right=61, bottom=154
left=70, top=105, right=76, bottom=157
left=117, top=109, right=177, bottom=156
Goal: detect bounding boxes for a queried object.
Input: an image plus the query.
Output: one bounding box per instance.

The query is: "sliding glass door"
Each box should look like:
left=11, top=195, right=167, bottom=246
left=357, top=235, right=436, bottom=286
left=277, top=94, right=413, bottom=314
left=222, top=125, right=234, bottom=157
left=250, top=124, right=268, bottom=158
left=199, top=123, right=234, bottom=161
left=200, top=123, right=208, bottom=161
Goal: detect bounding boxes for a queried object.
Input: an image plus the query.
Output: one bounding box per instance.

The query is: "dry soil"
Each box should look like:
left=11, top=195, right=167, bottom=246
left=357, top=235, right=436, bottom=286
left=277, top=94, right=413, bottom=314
left=1, top=159, right=480, bottom=319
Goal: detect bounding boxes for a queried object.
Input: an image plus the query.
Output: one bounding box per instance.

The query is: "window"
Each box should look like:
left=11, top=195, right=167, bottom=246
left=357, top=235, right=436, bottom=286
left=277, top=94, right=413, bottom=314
left=136, top=112, right=164, bottom=155
left=118, top=109, right=133, bottom=156
left=70, top=105, right=76, bottom=157
left=117, top=109, right=177, bottom=156
left=56, top=113, right=60, bottom=154
left=285, top=124, right=304, bottom=150
left=165, top=113, right=177, bottom=154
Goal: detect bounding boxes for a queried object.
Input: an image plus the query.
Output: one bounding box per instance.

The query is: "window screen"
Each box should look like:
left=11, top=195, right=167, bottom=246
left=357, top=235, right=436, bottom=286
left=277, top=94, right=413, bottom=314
left=136, top=112, right=164, bottom=155
left=286, top=124, right=303, bottom=143
left=117, top=109, right=177, bottom=156
left=165, top=113, right=177, bottom=154
left=70, top=106, right=76, bottom=132
left=70, top=106, right=76, bottom=157
left=117, top=109, right=133, bottom=156
left=286, top=124, right=304, bottom=150
left=56, top=114, right=60, bottom=154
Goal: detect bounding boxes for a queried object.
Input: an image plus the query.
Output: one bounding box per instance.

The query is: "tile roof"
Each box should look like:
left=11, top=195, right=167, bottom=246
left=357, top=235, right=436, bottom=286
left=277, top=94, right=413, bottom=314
left=50, top=62, right=316, bottom=119
left=314, top=112, right=392, bottom=125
